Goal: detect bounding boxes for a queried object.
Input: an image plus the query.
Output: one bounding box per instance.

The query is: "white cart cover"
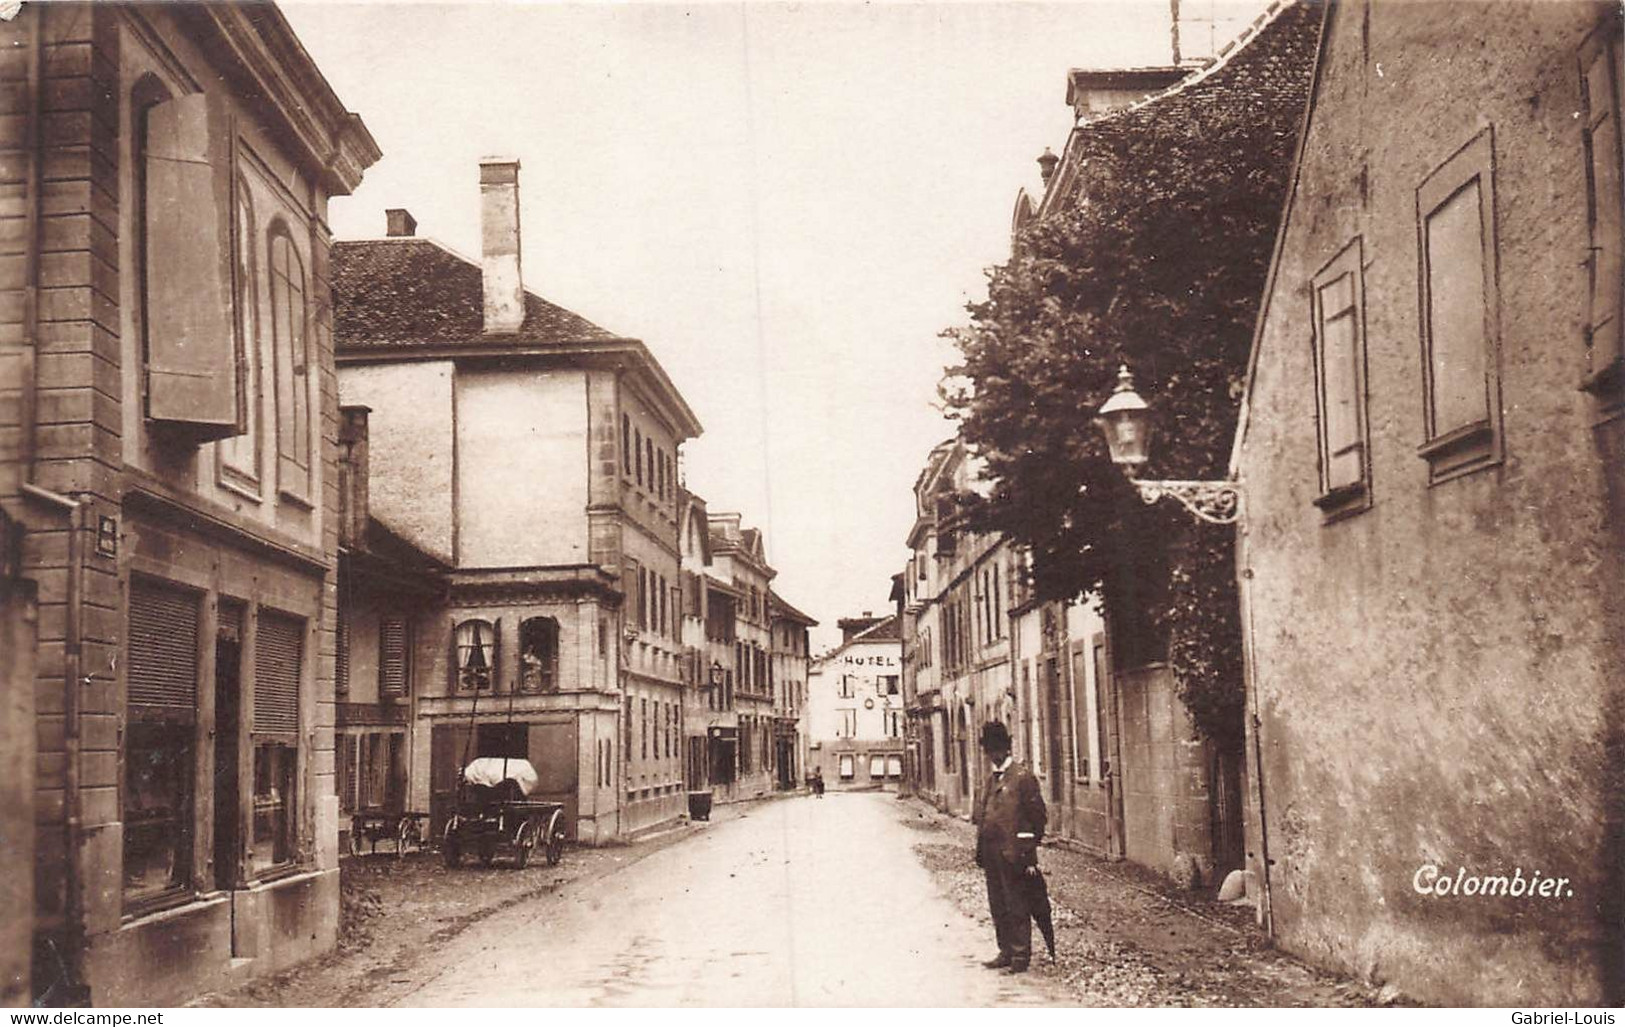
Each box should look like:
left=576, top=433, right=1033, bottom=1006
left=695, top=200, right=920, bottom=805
left=461, top=757, right=539, bottom=796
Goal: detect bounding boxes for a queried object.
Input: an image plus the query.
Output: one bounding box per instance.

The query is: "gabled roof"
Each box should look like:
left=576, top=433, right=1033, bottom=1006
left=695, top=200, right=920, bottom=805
left=813, top=613, right=902, bottom=665
left=333, top=237, right=621, bottom=350
left=768, top=589, right=818, bottom=627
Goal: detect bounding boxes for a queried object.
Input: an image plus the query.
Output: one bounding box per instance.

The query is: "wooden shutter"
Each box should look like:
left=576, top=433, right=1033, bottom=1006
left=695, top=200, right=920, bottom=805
left=379, top=618, right=408, bottom=698
left=1582, top=25, right=1624, bottom=385
left=254, top=611, right=303, bottom=735
left=335, top=609, right=350, bottom=696
left=127, top=579, right=199, bottom=717
left=143, top=92, right=238, bottom=437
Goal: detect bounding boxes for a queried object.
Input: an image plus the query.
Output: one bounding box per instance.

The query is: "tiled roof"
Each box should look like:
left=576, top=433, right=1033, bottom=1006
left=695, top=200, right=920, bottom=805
left=768, top=589, right=818, bottom=627
left=332, top=237, right=622, bottom=350
left=1041, top=0, right=1320, bottom=218
left=851, top=614, right=901, bottom=643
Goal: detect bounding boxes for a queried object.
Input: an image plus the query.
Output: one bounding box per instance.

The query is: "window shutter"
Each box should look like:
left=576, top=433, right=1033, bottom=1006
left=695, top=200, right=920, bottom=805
left=335, top=610, right=350, bottom=696
left=143, top=92, right=239, bottom=437
left=379, top=618, right=408, bottom=698
left=1582, top=29, right=1624, bottom=384
left=127, top=580, right=199, bottom=717
left=254, top=611, right=303, bottom=735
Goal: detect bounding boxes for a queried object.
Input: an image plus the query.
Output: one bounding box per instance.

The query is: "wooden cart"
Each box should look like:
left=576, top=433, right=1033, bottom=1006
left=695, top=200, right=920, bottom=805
left=441, top=757, right=566, bottom=869
left=348, top=809, right=430, bottom=859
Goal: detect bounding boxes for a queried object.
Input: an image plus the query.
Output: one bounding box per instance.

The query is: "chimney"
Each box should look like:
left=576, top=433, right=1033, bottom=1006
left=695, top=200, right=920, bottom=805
left=479, top=157, right=524, bottom=334
left=1037, top=147, right=1059, bottom=185
left=385, top=208, right=417, bottom=237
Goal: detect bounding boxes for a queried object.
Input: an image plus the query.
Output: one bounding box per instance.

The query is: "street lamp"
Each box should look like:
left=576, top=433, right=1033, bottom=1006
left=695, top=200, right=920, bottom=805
left=1093, top=365, right=1243, bottom=525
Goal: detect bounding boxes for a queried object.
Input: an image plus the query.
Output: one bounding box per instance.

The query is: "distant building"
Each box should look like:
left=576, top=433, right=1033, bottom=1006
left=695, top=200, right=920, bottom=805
left=1233, top=1, right=1623, bottom=1004
left=333, top=159, right=702, bottom=844
left=0, top=2, right=378, bottom=1003
left=769, top=590, right=817, bottom=790
left=807, top=614, right=905, bottom=789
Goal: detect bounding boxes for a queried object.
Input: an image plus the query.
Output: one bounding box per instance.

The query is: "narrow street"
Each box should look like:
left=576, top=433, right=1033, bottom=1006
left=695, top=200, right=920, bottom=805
left=388, top=792, right=1058, bottom=1006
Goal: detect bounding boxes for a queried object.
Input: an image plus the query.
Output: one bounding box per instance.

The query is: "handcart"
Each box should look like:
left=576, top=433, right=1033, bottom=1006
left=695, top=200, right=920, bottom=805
left=348, top=809, right=430, bottom=858
left=441, top=757, right=566, bottom=869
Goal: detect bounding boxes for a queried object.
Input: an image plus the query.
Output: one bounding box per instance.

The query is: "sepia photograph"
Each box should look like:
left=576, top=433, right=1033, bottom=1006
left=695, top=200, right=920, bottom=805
left=0, top=0, right=1620, bottom=1010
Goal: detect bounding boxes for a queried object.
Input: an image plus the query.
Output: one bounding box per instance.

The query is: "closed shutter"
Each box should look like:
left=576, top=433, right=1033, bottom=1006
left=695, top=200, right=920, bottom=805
left=379, top=618, right=408, bottom=698
left=255, top=611, right=303, bottom=735
left=127, top=580, right=199, bottom=717
left=335, top=611, right=350, bottom=696
left=142, top=92, right=238, bottom=436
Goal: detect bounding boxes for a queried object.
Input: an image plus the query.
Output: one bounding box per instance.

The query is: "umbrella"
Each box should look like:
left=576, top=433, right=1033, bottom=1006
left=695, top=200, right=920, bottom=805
left=1024, top=867, right=1057, bottom=960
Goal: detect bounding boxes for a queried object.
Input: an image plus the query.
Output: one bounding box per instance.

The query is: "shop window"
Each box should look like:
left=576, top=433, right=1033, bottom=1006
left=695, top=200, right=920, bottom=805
left=269, top=228, right=311, bottom=501
left=454, top=618, right=497, bottom=692
left=887, top=755, right=903, bottom=779
left=519, top=616, right=559, bottom=692
left=1581, top=18, right=1624, bottom=397
left=869, top=754, right=886, bottom=779
left=124, top=579, right=199, bottom=907
left=379, top=617, right=409, bottom=698
left=838, top=754, right=855, bottom=780
left=252, top=610, right=304, bottom=873
left=476, top=723, right=528, bottom=759
left=1416, top=128, right=1503, bottom=482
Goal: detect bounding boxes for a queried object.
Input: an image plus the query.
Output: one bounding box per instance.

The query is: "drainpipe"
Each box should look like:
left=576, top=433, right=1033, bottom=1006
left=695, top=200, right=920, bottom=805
left=20, top=4, right=90, bottom=1003
left=20, top=482, right=87, bottom=1002
left=1236, top=490, right=1273, bottom=937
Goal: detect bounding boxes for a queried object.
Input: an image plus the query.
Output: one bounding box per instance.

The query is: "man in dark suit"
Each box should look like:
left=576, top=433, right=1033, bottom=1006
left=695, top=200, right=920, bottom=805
left=972, top=720, right=1047, bottom=973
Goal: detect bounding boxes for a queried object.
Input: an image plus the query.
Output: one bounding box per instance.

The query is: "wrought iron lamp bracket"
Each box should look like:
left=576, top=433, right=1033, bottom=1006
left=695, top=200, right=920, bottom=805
left=1130, top=478, right=1244, bottom=525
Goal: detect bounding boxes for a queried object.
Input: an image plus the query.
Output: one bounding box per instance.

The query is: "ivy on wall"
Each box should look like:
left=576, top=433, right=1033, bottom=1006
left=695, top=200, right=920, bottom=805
left=942, top=52, right=1308, bottom=747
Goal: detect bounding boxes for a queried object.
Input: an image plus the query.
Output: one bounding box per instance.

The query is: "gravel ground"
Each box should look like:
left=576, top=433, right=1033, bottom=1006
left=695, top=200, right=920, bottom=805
left=192, top=801, right=768, bottom=1007
left=897, top=798, right=1387, bottom=1007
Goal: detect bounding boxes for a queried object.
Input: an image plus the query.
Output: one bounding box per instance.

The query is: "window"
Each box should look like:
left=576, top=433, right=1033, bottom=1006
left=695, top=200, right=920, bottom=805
left=885, top=710, right=901, bottom=738
left=1416, top=128, right=1503, bottom=482
left=869, top=754, right=886, bottom=779
left=653, top=701, right=661, bottom=759
left=269, top=229, right=311, bottom=501
left=622, top=414, right=632, bottom=475
left=645, top=438, right=655, bottom=495
left=378, top=617, right=409, bottom=698
left=519, top=616, right=559, bottom=692
left=335, top=600, right=350, bottom=697
left=454, top=618, right=497, bottom=691
left=638, top=568, right=649, bottom=631
left=838, top=708, right=857, bottom=738
left=476, top=722, right=527, bottom=759
left=641, top=698, right=648, bottom=760
left=124, top=581, right=199, bottom=906
left=1581, top=18, right=1624, bottom=397
left=887, top=755, right=903, bottom=779
left=657, top=448, right=666, bottom=499
left=1311, top=239, right=1372, bottom=515
left=219, top=180, right=262, bottom=493
left=837, top=674, right=853, bottom=699
left=880, top=674, right=900, bottom=696
left=252, top=610, right=303, bottom=873
left=838, top=754, right=855, bottom=780
left=634, top=427, right=643, bottom=486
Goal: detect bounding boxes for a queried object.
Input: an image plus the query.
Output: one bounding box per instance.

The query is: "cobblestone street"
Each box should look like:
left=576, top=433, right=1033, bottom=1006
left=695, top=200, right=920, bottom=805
left=199, top=792, right=1382, bottom=1007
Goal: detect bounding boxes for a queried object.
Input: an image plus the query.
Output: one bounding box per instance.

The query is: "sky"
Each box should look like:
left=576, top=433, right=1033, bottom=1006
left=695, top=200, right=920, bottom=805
left=281, top=0, right=1266, bottom=653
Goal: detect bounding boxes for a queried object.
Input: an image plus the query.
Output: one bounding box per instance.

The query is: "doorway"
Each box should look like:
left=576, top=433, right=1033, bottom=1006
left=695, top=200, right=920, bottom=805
left=213, top=603, right=244, bottom=894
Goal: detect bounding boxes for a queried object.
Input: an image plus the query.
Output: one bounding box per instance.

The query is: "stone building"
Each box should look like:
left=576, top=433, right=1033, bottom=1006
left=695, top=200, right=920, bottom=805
left=332, top=161, right=701, bottom=844
left=0, top=2, right=377, bottom=1003
left=1231, top=0, right=1623, bottom=1004
left=707, top=513, right=780, bottom=800
left=332, top=407, right=446, bottom=851
left=768, top=589, right=817, bottom=790
left=807, top=614, right=904, bottom=789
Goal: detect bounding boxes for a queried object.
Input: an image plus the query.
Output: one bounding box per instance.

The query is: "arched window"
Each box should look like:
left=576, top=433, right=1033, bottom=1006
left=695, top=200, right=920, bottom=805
left=519, top=616, right=559, bottom=692
left=453, top=619, right=497, bottom=692
left=269, top=227, right=310, bottom=499
left=219, top=179, right=261, bottom=493
left=621, top=414, right=631, bottom=476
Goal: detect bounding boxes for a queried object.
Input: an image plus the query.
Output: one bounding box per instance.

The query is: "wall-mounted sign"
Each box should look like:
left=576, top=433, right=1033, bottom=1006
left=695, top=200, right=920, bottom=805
left=96, top=515, right=118, bottom=558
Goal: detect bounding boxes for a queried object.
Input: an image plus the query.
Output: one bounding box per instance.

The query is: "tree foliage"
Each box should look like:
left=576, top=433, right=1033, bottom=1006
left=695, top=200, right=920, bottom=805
left=943, top=92, right=1300, bottom=746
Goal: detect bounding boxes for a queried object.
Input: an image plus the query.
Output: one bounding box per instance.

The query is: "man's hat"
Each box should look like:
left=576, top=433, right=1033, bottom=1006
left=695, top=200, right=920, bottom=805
left=979, top=720, right=1011, bottom=751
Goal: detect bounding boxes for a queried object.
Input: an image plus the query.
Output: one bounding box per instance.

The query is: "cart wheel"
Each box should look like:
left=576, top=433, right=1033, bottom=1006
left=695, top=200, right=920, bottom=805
left=442, top=819, right=462, bottom=868
left=513, top=820, right=537, bottom=870
left=544, top=809, right=565, bottom=867
left=348, top=821, right=363, bottom=859
left=396, top=816, right=417, bottom=859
